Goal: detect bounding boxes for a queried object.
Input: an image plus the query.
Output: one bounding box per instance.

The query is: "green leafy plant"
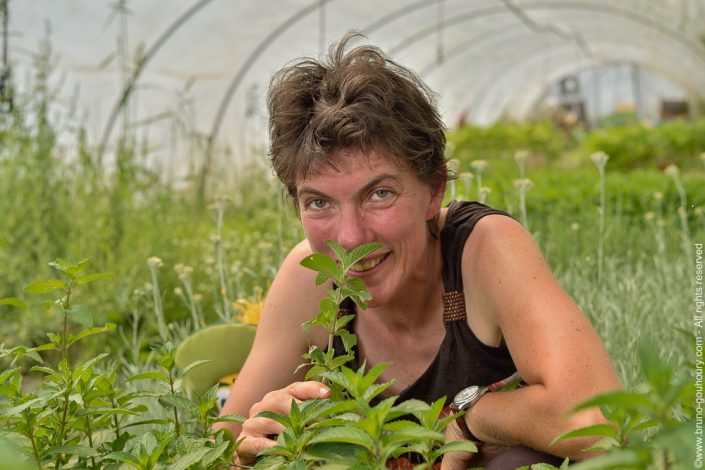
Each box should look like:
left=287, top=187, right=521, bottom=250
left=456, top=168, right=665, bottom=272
left=546, top=335, right=692, bottom=470
left=0, top=258, right=245, bottom=469
left=253, top=242, right=477, bottom=469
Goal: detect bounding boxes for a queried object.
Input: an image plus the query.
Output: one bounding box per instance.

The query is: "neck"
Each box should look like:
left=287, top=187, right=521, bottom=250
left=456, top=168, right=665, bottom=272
left=368, top=234, right=444, bottom=330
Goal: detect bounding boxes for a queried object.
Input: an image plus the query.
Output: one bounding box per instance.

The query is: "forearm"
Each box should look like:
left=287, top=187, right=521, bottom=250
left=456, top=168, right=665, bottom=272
left=464, top=384, right=612, bottom=461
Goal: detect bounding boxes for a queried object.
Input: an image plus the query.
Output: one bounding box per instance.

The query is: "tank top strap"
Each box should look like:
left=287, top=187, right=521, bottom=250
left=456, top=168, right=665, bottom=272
left=440, top=200, right=513, bottom=325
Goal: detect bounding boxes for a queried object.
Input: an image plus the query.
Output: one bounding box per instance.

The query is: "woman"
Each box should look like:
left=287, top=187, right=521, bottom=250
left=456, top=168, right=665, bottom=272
left=216, top=32, right=621, bottom=469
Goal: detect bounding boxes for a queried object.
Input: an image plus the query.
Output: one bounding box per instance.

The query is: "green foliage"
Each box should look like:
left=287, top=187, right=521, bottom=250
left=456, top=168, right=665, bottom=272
left=254, top=244, right=476, bottom=469
left=0, top=259, right=244, bottom=469
left=448, top=120, right=566, bottom=163
left=448, top=119, right=705, bottom=172
left=576, top=119, right=705, bottom=170
left=545, top=335, right=693, bottom=469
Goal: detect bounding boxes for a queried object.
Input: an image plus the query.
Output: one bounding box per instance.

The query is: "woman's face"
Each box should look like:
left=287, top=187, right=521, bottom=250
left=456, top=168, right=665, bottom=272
left=296, top=148, right=445, bottom=307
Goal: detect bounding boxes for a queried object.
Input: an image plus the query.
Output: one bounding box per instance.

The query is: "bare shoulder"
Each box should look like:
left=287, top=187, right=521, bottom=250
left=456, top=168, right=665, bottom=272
left=463, top=214, right=541, bottom=270
left=462, top=214, right=620, bottom=389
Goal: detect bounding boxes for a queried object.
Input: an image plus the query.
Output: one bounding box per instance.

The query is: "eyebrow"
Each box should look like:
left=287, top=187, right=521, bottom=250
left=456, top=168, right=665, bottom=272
left=298, top=173, right=402, bottom=200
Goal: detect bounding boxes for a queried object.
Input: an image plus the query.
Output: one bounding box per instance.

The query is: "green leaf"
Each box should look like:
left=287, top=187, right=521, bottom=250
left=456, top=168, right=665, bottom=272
left=434, top=440, right=479, bottom=456
left=0, top=396, right=45, bottom=416
left=308, top=426, right=375, bottom=450
left=67, top=304, right=93, bottom=328
left=383, top=425, right=444, bottom=445
left=0, top=298, right=27, bottom=310
left=48, top=258, right=72, bottom=274
left=45, top=445, right=99, bottom=457
left=104, top=450, right=141, bottom=467
left=177, top=359, right=211, bottom=377
left=66, top=323, right=116, bottom=347
left=199, top=441, right=231, bottom=467
left=257, top=411, right=292, bottom=428
left=567, top=449, right=642, bottom=470
left=326, top=240, right=348, bottom=267
left=213, top=414, right=247, bottom=423
left=76, top=272, right=114, bottom=285
left=169, top=446, right=217, bottom=470
left=345, top=242, right=383, bottom=270
left=571, top=390, right=654, bottom=413
left=300, top=253, right=341, bottom=285
left=122, top=418, right=171, bottom=428
left=550, top=424, right=618, bottom=445
left=158, top=394, right=193, bottom=414
left=24, top=279, right=66, bottom=294
left=127, top=371, right=169, bottom=382
left=0, top=368, right=19, bottom=385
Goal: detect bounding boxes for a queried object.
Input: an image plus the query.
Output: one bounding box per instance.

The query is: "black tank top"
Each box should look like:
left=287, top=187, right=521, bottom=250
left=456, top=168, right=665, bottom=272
left=331, top=200, right=517, bottom=404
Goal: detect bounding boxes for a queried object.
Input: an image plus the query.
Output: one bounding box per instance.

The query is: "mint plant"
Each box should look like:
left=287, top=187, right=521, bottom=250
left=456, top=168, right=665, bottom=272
left=544, top=335, right=692, bottom=470
left=0, top=258, right=244, bottom=469
left=253, top=242, right=477, bottom=469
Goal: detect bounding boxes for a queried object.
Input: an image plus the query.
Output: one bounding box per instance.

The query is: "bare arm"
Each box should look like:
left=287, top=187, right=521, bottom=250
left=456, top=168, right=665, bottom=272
left=459, top=215, right=622, bottom=460
left=214, top=241, right=330, bottom=446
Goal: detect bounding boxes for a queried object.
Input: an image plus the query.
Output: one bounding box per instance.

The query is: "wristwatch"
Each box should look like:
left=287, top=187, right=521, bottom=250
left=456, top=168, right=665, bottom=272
left=449, top=371, right=521, bottom=441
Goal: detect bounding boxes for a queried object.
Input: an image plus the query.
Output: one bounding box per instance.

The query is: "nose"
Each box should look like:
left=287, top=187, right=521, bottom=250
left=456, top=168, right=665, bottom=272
left=336, top=207, right=369, bottom=250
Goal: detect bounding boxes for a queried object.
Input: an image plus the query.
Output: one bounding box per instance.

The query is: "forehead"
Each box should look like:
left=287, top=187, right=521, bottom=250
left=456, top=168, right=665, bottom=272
left=298, top=148, right=407, bottom=184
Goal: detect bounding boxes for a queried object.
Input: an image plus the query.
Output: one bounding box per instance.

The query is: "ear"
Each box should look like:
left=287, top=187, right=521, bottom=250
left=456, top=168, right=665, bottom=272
left=425, top=166, right=447, bottom=220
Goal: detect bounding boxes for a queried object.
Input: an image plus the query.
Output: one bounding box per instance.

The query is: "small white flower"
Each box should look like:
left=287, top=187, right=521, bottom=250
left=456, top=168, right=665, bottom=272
left=590, top=151, right=609, bottom=169
left=147, top=256, right=163, bottom=268
left=174, top=287, right=183, bottom=296
left=664, top=164, right=679, bottom=178
left=570, top=222, right=580, bottom=231
left=514, top=150, right=529, bottom=164
left=459, top=171, right=474, bottom=183
left=174, top=264, right=193, bottom=280
left=470, top=160, right=488, bottom=173
left=513, top=178, right=533, bottom=191
left=479, top=186, right=492, bottom=196
left=652, top=192, right=663, bottom=201
left=644, top=212, right=655, bottom=222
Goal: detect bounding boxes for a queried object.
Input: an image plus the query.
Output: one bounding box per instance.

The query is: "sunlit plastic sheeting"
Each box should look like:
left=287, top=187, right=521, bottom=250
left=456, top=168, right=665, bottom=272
left=6, top=0, right=705, bottom=169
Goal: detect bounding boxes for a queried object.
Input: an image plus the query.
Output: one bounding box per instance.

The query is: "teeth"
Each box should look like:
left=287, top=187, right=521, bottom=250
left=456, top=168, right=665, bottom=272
left=351, top=255, right=385, bottom=272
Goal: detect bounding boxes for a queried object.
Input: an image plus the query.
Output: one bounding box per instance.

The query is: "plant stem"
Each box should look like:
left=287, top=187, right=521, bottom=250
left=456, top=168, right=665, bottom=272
left=216, top=209, right=233, bottom=322
left=597, top=165, right=606, bottom=282
left=110, top=395, right=122, bottom=438
left=168, top=370, right=181, bottom=437
left=54, top=384, right=72, bottom=470
left=61, top=280, right=74, bottom=363
left=85, top=415, right=96, bottom=468
left=25, top=412, right=42, bottom=468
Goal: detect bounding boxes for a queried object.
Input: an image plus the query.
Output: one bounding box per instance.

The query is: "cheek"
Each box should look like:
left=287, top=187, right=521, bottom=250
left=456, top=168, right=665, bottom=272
left=301, top=218, right=333, bottom=251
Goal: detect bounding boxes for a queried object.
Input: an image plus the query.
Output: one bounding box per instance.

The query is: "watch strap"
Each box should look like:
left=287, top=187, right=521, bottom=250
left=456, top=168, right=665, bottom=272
left=456, top=413, right=479, bottom=442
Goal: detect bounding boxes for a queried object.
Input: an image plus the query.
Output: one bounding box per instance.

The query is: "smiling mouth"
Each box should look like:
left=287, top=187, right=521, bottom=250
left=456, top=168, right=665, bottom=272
left=350, top=253, right=389, bottom=273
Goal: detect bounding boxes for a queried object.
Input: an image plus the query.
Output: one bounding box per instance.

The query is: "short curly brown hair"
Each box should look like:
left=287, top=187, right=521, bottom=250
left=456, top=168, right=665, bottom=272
left=267, top=32, right=447, bottom=200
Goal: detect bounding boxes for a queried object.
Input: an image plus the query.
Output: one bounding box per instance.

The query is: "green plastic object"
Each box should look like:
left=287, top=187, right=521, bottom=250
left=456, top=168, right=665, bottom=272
left=175, top=323, right=257, bottom=394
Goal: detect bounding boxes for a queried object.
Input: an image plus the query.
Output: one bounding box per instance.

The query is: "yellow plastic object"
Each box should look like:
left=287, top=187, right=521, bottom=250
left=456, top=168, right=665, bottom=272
left=174, top=323, right=256, bottom=394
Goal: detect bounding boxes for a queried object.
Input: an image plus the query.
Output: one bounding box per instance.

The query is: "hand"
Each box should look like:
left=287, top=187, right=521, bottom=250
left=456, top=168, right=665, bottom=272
left=440, top=417, right=477, bottom=470
left=234, top=381, right=331, bottom=466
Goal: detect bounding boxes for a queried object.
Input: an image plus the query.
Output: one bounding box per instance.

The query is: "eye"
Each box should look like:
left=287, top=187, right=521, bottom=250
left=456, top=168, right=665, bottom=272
left=306, top=198, right=330, bottom=210
left=371, top=189, right=391, bottom=201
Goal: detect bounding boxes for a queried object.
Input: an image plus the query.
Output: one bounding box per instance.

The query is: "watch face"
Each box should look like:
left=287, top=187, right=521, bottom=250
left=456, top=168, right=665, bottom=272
left=452, top=385, right=482, bottom=409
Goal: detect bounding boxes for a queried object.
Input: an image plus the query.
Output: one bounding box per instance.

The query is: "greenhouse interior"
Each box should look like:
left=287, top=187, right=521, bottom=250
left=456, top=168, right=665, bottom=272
left=0, top=0, right=702, bottom=468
